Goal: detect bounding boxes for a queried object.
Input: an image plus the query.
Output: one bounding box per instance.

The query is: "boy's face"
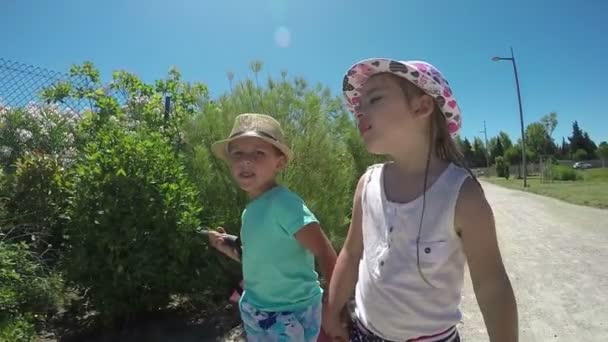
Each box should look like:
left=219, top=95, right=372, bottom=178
left=227, top=136, right=286, bottom=197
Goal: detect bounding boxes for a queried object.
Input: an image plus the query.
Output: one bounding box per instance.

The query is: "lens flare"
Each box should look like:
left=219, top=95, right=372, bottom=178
left=274, top=26, right=291, bottom=48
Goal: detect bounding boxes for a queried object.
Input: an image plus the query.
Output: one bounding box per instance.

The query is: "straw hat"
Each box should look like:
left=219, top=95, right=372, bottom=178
left=211, top=113, right=293, bottom=162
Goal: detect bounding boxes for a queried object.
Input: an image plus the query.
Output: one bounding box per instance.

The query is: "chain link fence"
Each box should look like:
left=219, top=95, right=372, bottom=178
left=0, top=58, right=98, bottom=117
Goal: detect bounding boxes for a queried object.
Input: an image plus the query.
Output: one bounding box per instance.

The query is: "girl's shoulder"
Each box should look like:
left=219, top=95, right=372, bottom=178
left=361, top=163, right=385, bottom=181
left=366, top=163, right=385, bottom=172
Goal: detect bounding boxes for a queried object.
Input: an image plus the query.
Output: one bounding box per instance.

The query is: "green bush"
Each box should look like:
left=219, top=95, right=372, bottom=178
left=182, top=70, right=366, bottom=246
left=2, top=153, right=68, bottom=263
left=63, top=124, right=217, bottom=326
left=495, top=156, right=508, bottom=178
left=0, top=314, right=36, bottom=342
left=551, top=165, right=580, bottom=181
left=573, top=149, right=588, bottom=161
left=0, top=241, right=63, bottom=337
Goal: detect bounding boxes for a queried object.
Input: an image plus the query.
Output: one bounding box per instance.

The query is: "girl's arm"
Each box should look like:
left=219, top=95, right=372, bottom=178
left=324, top=175, right=365, bottom=331
left=456, top=178, right=518, bottom=342
left=295, top=223, right=338, bottom=289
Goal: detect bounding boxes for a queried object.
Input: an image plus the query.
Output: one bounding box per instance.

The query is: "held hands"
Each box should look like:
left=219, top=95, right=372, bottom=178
left=322, top=305, right=349, bottom=342
left=208, top=227, right=240, bottom=261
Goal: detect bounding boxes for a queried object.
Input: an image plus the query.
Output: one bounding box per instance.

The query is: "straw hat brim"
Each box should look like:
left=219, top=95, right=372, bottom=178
left=211, top=131, right=294, bottom=163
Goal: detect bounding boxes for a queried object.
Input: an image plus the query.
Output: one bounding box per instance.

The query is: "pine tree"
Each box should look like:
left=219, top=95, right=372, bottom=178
left=491, top=138, right=504, bottom=163
left=462, top=138, right=474, bottom=167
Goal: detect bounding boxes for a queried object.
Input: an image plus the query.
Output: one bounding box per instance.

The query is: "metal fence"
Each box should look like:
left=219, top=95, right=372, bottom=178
left=0, top=58, right=94, bottom=116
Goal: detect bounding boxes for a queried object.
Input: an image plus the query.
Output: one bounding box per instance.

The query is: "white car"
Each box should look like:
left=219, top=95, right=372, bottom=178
left=573, top=162, right=592, bottom=169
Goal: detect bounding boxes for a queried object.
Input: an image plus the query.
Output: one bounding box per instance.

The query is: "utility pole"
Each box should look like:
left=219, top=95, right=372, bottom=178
left=480, top=120, right=490, bottom=169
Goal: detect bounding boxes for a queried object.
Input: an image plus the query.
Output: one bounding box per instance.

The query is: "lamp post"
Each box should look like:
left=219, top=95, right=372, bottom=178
left=492, top=47, right=528, bottom=187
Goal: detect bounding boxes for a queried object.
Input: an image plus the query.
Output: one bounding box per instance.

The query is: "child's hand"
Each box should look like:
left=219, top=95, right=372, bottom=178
left=208, top=227, right=240, bottom=261
left=322, top=305, right=348, bottom=341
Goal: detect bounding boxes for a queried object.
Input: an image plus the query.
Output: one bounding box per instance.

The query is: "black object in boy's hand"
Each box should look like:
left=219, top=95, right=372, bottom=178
left=198, top=228, right=242, bottom=256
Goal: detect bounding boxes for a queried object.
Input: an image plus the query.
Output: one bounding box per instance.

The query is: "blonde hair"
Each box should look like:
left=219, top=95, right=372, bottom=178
left=390, top=74, right=467, bottom=167
left=386, top=73, right=480, bottom=286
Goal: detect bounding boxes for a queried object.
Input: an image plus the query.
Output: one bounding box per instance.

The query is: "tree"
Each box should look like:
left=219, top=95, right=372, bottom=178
left=472, top=137, right=487, bottom=167
left=454, top=136, right=465, bottom=150
left=226, top=71, right=235, bottom=92
left=495, top=156, right=509, bottom=179
left=540, top=112, right=558, bottom=137
left=250, top=60, right=263, bottom=88
left=498, top=131, right=513, bottom=150
left=505, top=144, right=534, bottom=178
left=504, top=147, right=521, bottom=178
left=504, top=147, right=520, bottom=165
left=574, top=149, right=587, bottom=161
left=583, top=132, right=597, bottom=158
left=490, top=137, right=504, bottom=163
left=567, top=121, right=597, bottom=158
left=597, top=142, right=608, bottom=167
left=559, top=137, right=570, bottom=159
left=526, top=122, right=556, bottom=161
left=462, top=138, right=474, bottom=167
left=568, top=121, right=585, bottom=155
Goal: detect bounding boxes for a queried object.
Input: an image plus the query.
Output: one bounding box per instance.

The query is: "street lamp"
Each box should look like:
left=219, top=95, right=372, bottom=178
left=492, top=47, right=528, bottom=187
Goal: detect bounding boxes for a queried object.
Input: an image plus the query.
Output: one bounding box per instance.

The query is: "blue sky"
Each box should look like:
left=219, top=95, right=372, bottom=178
left=2, top=0, right=607, bottom=144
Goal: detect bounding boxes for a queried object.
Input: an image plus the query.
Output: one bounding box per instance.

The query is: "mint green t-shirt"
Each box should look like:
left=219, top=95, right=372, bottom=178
left=240, top=185, right=322, bottom=312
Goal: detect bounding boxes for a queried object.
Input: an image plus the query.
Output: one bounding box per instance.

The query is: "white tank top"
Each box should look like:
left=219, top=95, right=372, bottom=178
left=355, top=162, right=471, bottom=341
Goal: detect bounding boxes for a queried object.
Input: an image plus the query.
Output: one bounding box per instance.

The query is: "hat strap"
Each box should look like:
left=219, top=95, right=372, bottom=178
left=229, top=130, right=278, bottom=142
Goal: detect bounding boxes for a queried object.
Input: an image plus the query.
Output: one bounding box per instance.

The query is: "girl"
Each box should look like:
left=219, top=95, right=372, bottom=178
left=207, top=113, right=338, bottom=341
left=324, top=59, right=518, bottom=341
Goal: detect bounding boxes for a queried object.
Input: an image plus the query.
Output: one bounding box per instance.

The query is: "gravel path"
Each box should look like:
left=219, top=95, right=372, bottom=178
left=459, top=181, right=608, bottom=341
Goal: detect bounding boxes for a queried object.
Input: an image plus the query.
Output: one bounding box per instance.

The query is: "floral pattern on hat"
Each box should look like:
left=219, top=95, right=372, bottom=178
left=342, top=58, right=462, bottom=137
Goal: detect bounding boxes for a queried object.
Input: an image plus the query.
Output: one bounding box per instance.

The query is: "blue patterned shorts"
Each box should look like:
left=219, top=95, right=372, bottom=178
left=239, top=297, right=322, bottom=342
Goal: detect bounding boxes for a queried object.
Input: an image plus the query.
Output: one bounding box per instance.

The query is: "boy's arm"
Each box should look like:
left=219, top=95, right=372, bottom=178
left=208, top=228, right=241, bottom=262
left=456, top=178, right=518, bottom=342
left=295, top=223, right=338, bottom=290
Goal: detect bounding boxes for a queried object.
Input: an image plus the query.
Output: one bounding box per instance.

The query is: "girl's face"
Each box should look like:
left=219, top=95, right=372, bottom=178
left=227, top=136, right=286, bottom=198
left=356, top=74, right=433, bottom=155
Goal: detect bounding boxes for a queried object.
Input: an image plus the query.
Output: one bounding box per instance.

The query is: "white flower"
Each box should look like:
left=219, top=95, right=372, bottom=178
left=0, top=146, right=12, bottom=158
left=131, top=95, right=150, bottom=106
left=39, top=126, right=49, bottom=138
left=65, top=132, right=75, bottom=145
left=0, top=104, right=9, bottom=116
left=25, top=102, right=43, bottom=121
left=16, top=128, right=33, bottom=142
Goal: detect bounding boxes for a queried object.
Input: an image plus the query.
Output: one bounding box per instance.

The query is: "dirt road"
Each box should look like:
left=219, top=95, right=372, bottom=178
left=459, top=181, right=608, bottom=341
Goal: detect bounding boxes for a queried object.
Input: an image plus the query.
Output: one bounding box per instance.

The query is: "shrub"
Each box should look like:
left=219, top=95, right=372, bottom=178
left=0, top=241, right=63, bottom=339
left=2, top=153, right=69, bottom=263
left=495, top=156, right=508, bottom=179
left=63, top=124, right=217, bottom=326
left=0, top=314, right=36, bottom=342
left=551, top=165, right=579, bottom=181
left=573, top=149, right=588, bottom=161
left=182, top=71, right=362, bottom=246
